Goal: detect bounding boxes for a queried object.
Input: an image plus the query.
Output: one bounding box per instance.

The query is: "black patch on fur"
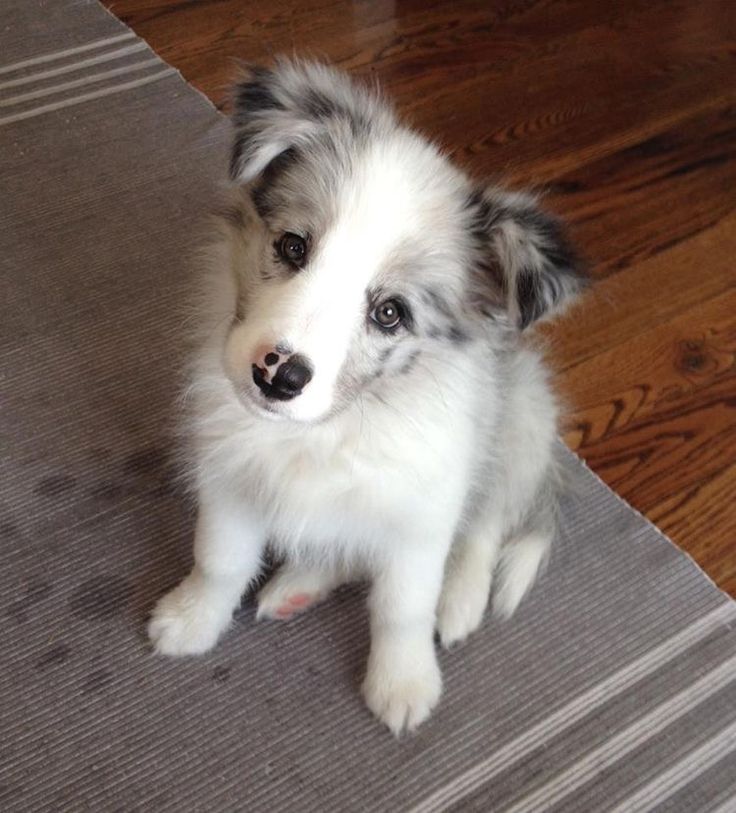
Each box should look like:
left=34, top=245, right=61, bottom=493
left=230, top=66, right=368, bottom=181
left=234, top=68, right=284, bottom=115
left=230, top=68, right=286, bottom=180
left=250, top=147, right=300, bottom=217
left=302, top=89, right=370, bottom=138
left=250, top=185, right=269, bottom=218
left=464, top=189, right=496, bottom=243
left=517, top=262, right=588, bottom=330
left=400, top=350, right=420, bottom=375
left=465, top=189, right=587, bottom=329
left=362, top=368, right=383, bottom=387
left=420, top=287, right=469, bottom=343
left=516, top=270, right=544, bottom=329
left=304, top=89, right=338, bottom=120
left=512, top=209, right=586, bottom=329
left=422, top=287, right=454, bottom=318
left=447, top=325, right=469, bottom=344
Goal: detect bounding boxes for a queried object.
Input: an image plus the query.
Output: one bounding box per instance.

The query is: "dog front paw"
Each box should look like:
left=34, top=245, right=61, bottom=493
left=148, top=575, right=233, bottom=656
left=361, top=649, right=442, bottom=736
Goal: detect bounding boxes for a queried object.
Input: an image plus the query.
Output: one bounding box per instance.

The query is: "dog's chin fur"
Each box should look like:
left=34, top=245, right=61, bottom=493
left=149, top=58, right=588, bottom=736
left=241, top=393, right=336, bottom=425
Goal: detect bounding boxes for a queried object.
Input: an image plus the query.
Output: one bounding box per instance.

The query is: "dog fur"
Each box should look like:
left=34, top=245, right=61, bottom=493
left=148, top=59, right=587, bottom=735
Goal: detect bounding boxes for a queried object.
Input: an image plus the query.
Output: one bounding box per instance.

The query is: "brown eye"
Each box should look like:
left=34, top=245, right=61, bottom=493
left=278, top=233, right=307, bottom=267
left=371, top=299, right=404, bottom=330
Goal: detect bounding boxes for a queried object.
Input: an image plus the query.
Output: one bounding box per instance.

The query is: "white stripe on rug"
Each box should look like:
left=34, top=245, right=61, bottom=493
left=609, top=718, right=736, bottom=813
left=0, top=32, right=135, bottom=76
left=410, top=601, right=736, bottom=813
left=0, top=42, right=148, bottom=91
left=708, top=792, right=736, bottom=813
left=0, top=59, right=162, bottom=108
left=0, top=69, right=177, bottom=126
left=504, top=654, right=736, bottom=813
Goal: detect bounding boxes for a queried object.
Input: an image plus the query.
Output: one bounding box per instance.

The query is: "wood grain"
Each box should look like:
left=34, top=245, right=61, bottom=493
left=110, top=0, right=736, bottom=595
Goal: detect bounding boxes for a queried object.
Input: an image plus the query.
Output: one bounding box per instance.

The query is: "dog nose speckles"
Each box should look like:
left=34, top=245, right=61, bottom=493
left=252, top=352, right=313, bottom=401
left=252, top=347, right=282, bottom=385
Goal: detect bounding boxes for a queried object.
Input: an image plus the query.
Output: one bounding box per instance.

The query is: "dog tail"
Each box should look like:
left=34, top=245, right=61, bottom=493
left=492, top=531, right=551, bottom=619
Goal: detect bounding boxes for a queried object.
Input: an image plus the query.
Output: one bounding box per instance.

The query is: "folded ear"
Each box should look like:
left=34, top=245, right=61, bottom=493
left=229, top=65, right=315, bottom=183
left=229, top=59, right=380, bottom=183
left=468, top=188, right=588, bottom=329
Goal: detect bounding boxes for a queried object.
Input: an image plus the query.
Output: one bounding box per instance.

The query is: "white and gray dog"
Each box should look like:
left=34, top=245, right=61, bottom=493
left=149, top=59, right=587, bottom=734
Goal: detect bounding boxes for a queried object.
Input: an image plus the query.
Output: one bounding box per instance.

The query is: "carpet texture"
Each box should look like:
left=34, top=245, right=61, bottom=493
left=1, top=2, right=735, bottom=810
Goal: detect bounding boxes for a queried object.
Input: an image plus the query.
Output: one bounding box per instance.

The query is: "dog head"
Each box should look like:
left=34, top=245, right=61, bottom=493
left=221, top=59, right=587, bottom=423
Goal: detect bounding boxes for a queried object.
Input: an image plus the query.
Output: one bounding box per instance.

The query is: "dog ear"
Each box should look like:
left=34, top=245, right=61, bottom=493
left=469, top=188, right=588, bottom=329
left=229, top=60, right=376, bottom=184
left=229, top=65, right=313, bottom=183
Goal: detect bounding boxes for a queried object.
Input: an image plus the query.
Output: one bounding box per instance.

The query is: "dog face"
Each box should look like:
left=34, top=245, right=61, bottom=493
left=222, top=60, right=585, bottom=423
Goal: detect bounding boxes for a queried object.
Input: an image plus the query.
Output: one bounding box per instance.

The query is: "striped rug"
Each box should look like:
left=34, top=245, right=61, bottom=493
left=1, top=2, right=734, bottom=811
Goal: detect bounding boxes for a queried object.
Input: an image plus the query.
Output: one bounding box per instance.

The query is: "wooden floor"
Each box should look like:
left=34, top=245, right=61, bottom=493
left=112, top=0, right=736, bottom=595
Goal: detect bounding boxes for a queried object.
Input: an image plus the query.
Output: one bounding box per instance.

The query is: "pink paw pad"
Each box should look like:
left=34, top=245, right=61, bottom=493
left=274, top=606, right=294, bottom=619
left=287, top=593, right=313, bottom=608
left=273, top=593, right=315, bottom=619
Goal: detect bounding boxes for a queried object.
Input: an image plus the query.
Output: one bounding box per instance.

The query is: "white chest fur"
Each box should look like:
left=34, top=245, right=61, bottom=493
left=194, top=365, right=476, bottom=559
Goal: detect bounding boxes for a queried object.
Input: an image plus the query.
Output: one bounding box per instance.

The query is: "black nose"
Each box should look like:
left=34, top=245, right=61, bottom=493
left=252, top=354, right=313, bottom=401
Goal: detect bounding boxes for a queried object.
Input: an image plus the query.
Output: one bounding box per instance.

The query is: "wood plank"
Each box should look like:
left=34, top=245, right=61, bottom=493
left=544, top=103, right=736, bottom=278
left=650, top=462, right=736, bottom=595
left=543, top=212, right=736, bottom=370
left=560, top=287, right=736, bottom=447
left=560, top=284, right=735, bottom=595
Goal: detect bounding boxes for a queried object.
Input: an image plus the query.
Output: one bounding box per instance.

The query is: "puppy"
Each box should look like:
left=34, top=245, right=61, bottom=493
left=148, top=59, right=586, bottom=735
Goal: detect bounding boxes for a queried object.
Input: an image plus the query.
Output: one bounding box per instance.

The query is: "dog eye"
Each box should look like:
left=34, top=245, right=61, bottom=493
left=277, top=233, right=307, bottom=268
left=371, top=299, right=405, bottom=330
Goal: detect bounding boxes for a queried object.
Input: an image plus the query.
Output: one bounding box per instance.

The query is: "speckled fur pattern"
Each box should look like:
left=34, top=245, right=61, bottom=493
left=148, top=59, right=587, bottom=735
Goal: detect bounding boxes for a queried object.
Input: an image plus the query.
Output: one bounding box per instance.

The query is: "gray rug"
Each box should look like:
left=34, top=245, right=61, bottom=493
left=1, top=2, right=735, bottom=811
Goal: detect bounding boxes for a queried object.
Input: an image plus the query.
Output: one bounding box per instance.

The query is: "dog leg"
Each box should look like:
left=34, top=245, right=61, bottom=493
left=436, top=517, right=503, bottom=648
left=492, top=530, right=551, bottom=619
left=362, top=542, right=450, bottom=736
left=148, top=488, right=265, bottom=656
left=256, top=561, right=353, bottom=620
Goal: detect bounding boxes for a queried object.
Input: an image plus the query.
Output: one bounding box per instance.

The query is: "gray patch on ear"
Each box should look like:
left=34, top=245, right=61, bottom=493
left=230, top=68, right=286, bottom=180
left=515, top=261, right=584, bottom=330
left=303, top=89, right=370, bottom=136
left=250, top=146, right=300, bottom=219
left=466, top=188, right=588, bottom=329
left=229, top=60, right=391, bottom=185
